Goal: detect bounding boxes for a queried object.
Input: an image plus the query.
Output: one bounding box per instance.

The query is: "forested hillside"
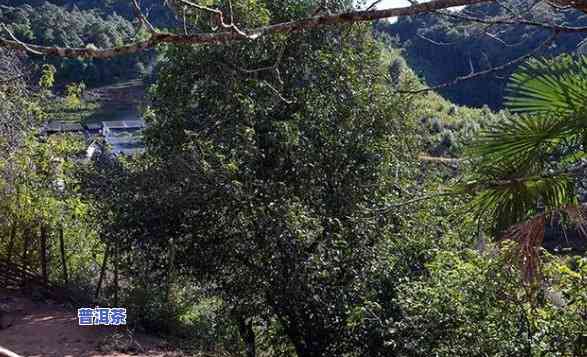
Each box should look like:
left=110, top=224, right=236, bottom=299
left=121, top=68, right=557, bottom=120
left=2, top=0, right=174, bottom=26
left=0, top=2, right=157, bottom=87
left=381, top=2, right=587, bottom=108
left=0, top=1, right=585, bottom=357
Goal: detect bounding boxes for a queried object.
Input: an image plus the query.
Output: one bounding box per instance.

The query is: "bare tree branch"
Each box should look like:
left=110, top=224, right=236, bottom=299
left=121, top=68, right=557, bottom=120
left=400, top=30, right=558, bottom=94
left=0, top=346, right=23, bottom=357
left=0, top=0, right=498, bottom=59
left=549, top=0, right=587, bottom=13
left=132, top=0, right=156, bottom=33
left=175, top=0, right=252, bottom=38
left=367, top=0, right=385, bottom=10
left=484, top=30, right=533, bottom=46
left=416, top=32, right=457, bottom=46
left=1, top=24, right=43, bottom=55
left=261, top=80, right=294, bottom=104
left=439, top=7, right=587, bottom=33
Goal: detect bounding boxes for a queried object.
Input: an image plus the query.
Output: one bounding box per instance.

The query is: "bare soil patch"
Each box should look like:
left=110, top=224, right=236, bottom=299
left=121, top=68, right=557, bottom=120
left=0, top=291, right=182, bottom=357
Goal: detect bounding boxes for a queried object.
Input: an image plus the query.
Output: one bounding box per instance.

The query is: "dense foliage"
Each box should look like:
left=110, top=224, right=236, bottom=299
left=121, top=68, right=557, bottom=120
left=0, top=50, right=102, bottom=296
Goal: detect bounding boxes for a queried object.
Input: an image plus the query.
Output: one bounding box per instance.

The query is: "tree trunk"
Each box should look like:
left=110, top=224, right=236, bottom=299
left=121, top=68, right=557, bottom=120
left=113, top=242, right=119, bottom=306
left=58, top=225, right=68, bottom=286
left=165, top=238, right=176, bottom=303
left=95, top=242, right=110, bottom=301
left=237, top=316, right=256, bottom=357
left=276, top=312, right=328, bottom=357
left=20, top=226, right=31, bottom=286
left=39, top=224, right=48, bottom=287
left=6, top=223, right=16, bottom=263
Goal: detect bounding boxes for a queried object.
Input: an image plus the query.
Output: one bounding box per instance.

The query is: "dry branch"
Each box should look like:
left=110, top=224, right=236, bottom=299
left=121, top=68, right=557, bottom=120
left=0, top=347, right=23, bottom=357
left=400, top=30, right=559, bottom=94
left=0, top=0, right=495, bottom=59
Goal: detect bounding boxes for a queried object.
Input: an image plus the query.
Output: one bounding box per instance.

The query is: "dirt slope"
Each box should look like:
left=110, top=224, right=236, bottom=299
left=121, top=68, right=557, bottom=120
left=0, top=292, right=180, bottom=357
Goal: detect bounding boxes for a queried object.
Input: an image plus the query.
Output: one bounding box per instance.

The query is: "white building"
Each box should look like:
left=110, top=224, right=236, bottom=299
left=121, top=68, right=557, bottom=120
left=43, top=120, right=147, bottom=159
left=102, top=120, right=146, bottom=156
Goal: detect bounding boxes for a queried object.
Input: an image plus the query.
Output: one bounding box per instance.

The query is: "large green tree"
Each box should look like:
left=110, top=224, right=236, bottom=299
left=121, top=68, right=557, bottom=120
left=102, top=1, right=424, bottom=355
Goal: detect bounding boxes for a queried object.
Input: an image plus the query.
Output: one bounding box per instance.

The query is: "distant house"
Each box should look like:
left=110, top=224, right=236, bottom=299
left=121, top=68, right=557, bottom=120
left=43, top=119, right=147, bottom=159
left=41, top=122, right=84, bottom=135
left=102, top=120, right=146, bottom=157
left=84, top=123, right=102, bottom=134
left=102, top=120, right=145, bottom=137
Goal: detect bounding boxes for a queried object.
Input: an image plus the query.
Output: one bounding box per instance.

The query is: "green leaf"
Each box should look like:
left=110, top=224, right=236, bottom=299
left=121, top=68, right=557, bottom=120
left=506, top=55, right=587, bottom=115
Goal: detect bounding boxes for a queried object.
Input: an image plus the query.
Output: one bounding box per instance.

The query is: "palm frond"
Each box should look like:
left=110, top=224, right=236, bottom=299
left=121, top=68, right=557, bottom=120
left=506, top=55, right=587, bottom=114
left=502, top=214, right=545, bottom=283
left=501, top=204, right=586, bottom=283
left=467, top=54, right=587, bottom=233
left=466, top=172, right=576, bottom=234
left=465, top=54, right=587, bottom=286
left=469, top=114, right=575, bottom=172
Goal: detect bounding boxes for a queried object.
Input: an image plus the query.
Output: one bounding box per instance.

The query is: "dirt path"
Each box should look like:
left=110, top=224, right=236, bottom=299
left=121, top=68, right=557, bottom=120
left=0, top=293, right=179, bottom=357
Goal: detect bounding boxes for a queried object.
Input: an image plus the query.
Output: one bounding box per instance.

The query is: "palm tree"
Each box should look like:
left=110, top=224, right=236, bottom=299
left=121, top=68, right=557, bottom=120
left=465, top=54, right=587, bottom=281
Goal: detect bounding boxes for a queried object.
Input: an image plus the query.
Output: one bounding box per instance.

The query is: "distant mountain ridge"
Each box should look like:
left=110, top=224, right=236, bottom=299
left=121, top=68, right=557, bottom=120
left=379, top=1, right=587, bottom=109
